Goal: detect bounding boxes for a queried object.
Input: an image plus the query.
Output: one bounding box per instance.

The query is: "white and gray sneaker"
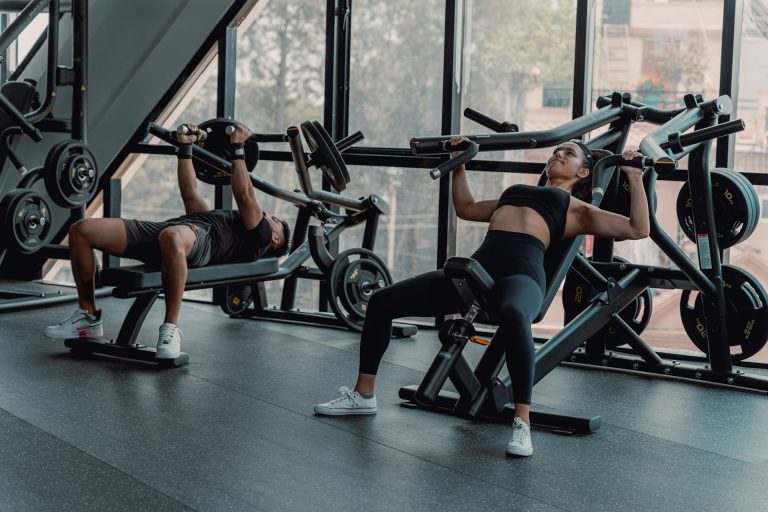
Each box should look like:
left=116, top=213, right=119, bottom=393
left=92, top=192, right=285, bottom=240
left=506, top=417, right=533, bottom=457
left=45, top=308, right=103, bottom=339
left=314, top=386, right=377, bottom=416
left=156, top=323, right=182, bottom=359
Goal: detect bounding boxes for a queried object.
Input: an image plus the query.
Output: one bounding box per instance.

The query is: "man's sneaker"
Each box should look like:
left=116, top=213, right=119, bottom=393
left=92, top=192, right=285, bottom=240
left=156, top=323, right=182, bottom=359
left=506, top=417, right=533, bottom=457
left=314, top=386, right=377, bottom=416
left=45, top=308, right=103, bottom=339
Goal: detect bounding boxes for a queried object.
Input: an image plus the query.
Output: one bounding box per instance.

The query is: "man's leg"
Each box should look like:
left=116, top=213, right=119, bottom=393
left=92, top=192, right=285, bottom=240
left=157, top=225, right=197, bottom=325
left=68, top=218, right=129, bottom=314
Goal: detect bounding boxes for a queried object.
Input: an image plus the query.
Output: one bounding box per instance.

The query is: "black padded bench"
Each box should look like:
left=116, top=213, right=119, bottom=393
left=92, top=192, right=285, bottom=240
left=65, top=258, right=280, bottom=367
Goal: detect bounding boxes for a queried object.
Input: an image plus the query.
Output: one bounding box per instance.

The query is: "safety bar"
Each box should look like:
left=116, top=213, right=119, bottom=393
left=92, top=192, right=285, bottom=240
left=463, top=107, right=519, bottom=133
left=146, top=122, right=323, bottom=211
left=286, top=126, right=369, bottom=212
left=410, top=93, right=625, bottom=154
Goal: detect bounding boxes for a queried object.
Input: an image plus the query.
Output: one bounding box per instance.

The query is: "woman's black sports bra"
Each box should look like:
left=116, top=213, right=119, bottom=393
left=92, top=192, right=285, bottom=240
left=495, top=184, right=571, bottom=242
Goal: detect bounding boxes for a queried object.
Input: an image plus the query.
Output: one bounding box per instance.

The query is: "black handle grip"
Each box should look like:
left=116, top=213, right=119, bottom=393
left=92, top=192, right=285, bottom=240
left=463, top=107, right=518, bottom=133
left=429, top=140, right=479, bottom=180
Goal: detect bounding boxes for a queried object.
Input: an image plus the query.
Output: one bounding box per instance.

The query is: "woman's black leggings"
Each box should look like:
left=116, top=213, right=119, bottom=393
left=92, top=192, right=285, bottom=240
left=359, top=231, right=546, bottom=405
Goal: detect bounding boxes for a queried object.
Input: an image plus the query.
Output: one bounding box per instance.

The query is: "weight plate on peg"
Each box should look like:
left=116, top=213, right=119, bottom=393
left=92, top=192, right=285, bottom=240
left=44, top=140, right=99, bottom=208
left=679, top=264, right=768, bottom=361
left=300, top=120, right=347, bottom=192
left=0, top=188, right=54, bottom=254
left=562, top=256, right=652, bottom=349
left=327, top=248, right=392, bottom=332
left=676, top=168, right=760, bottom=249
left=219, top=284, right=254, bottom=317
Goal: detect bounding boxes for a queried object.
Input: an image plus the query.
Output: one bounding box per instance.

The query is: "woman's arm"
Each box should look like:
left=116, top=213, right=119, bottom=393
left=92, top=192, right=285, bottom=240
left=449, top=136, right=496, bottom=222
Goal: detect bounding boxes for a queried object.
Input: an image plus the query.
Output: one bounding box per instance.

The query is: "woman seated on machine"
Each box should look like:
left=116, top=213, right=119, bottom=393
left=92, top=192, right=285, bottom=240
left=315, top=137, right=649, bottom=457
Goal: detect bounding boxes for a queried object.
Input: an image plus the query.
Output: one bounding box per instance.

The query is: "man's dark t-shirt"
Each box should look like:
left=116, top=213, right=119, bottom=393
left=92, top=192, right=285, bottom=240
left=169, top=210, right=272, bottom=263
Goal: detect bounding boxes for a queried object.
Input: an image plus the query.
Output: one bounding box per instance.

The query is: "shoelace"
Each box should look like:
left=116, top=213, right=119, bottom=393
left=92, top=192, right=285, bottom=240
left=330, top=386, right=358, bottom=407
left=159, top=326, right=183, bottom=345
left=512, top=422, right=530, bottom=445
left=61, top=309, right=88, bottom=325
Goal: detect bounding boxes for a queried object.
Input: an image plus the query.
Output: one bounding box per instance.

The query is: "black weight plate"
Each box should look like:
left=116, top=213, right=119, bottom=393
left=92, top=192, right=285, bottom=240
left=300, top=120, right=346, bottom=192
left=340, top=258, right=389, bottom=319
left=193, top=119, right=259, bottom=185
left=562, top=256, right=652, bottom=349
left=328, top=248, right=393, bottom=332
left=18, top=165, right=45, bottom=189
left=312, top=120, right=351, bottom=185
left=44, top=140, right=99, bottom=208
left=680, top=264, right=768, bottom=361
left=219, top=284, right=253, bottom=317
left=676, top=168, right=759, bottom=249
left=2, top=188, right=53, bottom=254
left=729, top=170, right=760, bottom=239
left=611, top=172, right=658, bottom=216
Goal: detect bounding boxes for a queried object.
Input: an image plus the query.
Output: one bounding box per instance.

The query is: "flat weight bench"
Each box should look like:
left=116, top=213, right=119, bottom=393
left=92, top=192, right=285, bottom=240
left=64, top=258, right=280, bottom=367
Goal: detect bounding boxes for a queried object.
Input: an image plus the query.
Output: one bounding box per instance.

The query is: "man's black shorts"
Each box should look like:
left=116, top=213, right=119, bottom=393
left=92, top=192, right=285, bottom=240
left=121, top=219, right=212, bottom=267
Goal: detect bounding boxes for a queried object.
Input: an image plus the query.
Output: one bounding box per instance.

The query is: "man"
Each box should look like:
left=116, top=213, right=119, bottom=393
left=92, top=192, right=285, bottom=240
left=45, top=123, right=290, bottom=358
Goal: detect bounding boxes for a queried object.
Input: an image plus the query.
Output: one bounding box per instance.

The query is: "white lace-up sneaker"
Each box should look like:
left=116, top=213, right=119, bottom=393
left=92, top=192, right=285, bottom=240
left=314, top=386, right=377, bottom=416
left=506, top=417, right=533, bottom=457
left=156, top=323, right=182, bottom=359
left=45, top=308, right=103, bottom=339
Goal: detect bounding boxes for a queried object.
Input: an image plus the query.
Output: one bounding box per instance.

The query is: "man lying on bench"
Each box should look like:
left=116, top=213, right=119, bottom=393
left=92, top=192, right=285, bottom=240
left=44, top=123, right=291, bottom=358
left=314, top=137, right=649, bottom=458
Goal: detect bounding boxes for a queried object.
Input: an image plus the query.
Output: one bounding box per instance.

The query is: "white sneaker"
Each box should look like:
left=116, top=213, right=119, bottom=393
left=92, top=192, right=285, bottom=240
left=45, top=308, right=103, bottom=339
left=506, top=417, right=533, bottom=457
left=314, top=386, right=377, bottom=416
left=156, top=323, right=182, bottom=359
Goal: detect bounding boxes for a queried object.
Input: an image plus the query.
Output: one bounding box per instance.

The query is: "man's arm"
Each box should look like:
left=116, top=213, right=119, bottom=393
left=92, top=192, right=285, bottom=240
left=176, top=123, right=210, bottom=214
left=228, top=124, right=263, bottom=230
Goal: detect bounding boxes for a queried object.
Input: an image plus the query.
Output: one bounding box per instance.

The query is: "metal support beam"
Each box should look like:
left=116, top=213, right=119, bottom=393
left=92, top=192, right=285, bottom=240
left=716, top=0, right=743, bottom=168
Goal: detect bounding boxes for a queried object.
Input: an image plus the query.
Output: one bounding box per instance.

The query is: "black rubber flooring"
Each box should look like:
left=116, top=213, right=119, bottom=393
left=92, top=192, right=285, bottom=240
left=1, top=297, right=767, bottom=511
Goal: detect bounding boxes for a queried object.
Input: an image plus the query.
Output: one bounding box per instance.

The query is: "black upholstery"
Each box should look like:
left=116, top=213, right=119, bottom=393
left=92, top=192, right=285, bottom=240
left=100, top=258, right=280, bottom=291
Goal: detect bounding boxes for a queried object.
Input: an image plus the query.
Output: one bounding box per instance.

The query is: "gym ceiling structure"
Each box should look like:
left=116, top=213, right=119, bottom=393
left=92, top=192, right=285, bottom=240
left=2, top=0, right=768, bottom=510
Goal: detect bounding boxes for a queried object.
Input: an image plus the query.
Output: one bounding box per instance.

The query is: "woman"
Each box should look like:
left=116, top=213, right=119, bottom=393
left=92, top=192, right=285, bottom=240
left=315, top=138, right=649, bottom=457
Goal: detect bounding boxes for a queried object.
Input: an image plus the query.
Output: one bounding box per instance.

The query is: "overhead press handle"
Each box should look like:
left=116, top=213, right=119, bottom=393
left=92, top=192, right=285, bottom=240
left=428, top=140, right=480, bottom=180
left=463, top=107, right=518, bottom=133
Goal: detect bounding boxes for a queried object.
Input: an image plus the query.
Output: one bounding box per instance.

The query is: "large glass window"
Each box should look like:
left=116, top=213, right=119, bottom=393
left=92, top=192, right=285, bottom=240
left=231, top=0, right=326, bottom=310
left=592, top=0, right=723, bottom=156
left=349, top=0, right=446, bottom=148
left=457, top=0, right=578, bottom=258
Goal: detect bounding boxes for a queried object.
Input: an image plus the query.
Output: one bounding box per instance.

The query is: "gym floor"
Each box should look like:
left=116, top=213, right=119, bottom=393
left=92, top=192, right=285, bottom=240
left=1, top=297, right=767, bottom=512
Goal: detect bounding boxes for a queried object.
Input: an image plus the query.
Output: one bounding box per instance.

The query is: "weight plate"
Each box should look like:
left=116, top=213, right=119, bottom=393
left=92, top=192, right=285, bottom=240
left=1, top=188, right=54, bottom=254
left=612, top=172, right=658, bottom=216
left=328, top=248, right=392, bottom=332
left=300, top=120, right=347, bottom=192
left=219, top=284, right=254, bottom=317
left=679, top=264, right=768, bottom=361
left=562, top=256, right=652, bottom=349
left=44, top=140, right=99, bottom=208
left=676, top=168, right=760, bottom=249
left=312, top=120, right=351, bottom=185
left=193, top=119, right=259, bottom=186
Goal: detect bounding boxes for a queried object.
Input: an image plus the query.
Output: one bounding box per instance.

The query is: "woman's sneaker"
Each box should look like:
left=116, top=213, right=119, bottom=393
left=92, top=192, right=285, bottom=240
left=314, top=386, right=377, bottom=416
left=506, top=417, right=533, bottom=457
left=45, top=309, right=103, bottom=339
left=156, top=323, right=182, bottom=359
